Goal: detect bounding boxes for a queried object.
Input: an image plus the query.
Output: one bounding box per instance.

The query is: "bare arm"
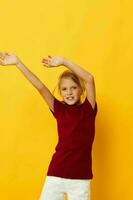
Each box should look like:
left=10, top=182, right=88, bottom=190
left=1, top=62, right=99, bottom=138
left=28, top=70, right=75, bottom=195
left=0, top=53, right=54, bottom=111
left=42, top=56, right=96, bottom=109
left=16, top=61, right=54, bottom=111
left=63, top=59, right=96, bottom=109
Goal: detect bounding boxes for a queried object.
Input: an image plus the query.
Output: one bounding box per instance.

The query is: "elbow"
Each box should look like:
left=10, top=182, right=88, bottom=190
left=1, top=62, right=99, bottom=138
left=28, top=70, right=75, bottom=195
left=86, top=75, right=94, bottom=83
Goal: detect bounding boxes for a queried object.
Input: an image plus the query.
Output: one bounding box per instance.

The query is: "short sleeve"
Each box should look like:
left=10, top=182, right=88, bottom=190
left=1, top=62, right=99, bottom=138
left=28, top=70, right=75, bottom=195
left=83, top=97, right=98, bottom=116
left=49, top=97, right=63, bottom=118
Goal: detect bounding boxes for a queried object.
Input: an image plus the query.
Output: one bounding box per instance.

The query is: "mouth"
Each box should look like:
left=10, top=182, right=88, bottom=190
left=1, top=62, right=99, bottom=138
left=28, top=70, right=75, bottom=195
left=66, top=96, right=74, bottom=100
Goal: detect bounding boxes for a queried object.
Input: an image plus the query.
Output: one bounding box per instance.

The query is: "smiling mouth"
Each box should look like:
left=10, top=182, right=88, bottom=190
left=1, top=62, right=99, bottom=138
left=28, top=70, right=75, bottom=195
left=66, top=96, right=74, bottom=100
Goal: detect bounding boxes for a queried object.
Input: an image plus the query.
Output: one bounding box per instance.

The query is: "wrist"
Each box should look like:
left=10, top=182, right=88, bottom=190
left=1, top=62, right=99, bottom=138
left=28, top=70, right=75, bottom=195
left=62, top=57, right=70, bottom=66
left=16, top=59, right=23, bottom=67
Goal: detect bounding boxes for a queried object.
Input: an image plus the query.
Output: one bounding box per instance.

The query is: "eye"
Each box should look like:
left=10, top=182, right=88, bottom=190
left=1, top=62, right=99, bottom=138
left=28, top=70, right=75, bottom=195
left=72, top=86, right=77, bottom=89
left=62, top=87, right=67, bottom=91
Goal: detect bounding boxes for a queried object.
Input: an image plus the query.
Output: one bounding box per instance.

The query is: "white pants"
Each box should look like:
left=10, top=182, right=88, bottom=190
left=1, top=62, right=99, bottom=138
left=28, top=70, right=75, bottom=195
left=39, top=176, right=91, bottom=200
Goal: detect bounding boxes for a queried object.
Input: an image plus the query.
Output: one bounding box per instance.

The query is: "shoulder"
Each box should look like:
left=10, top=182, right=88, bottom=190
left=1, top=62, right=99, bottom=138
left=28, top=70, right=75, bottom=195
left=49, top=97, right=65, bottom=118
left=82, top=97, right=98, bottom=116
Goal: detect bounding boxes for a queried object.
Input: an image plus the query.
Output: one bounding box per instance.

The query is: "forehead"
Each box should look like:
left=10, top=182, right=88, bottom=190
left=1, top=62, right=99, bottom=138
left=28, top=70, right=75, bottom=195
left=60, top=78, right=78, bottom=87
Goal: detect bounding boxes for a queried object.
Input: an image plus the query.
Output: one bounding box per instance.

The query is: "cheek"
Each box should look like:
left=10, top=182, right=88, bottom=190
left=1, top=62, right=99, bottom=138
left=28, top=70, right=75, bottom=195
left=76, top=88, right=81, bottom=94
left=60, top=91, right=65, bottom=97
left=77, top=89, right=82, bottom=97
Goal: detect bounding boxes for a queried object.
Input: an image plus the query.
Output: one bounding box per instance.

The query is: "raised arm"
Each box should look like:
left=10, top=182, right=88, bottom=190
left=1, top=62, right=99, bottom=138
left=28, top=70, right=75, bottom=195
left=42, top=56, right=96, bottom=109
left=0, top=52, right=54, bottom=111
left=63, top=59, right=96, bottom=109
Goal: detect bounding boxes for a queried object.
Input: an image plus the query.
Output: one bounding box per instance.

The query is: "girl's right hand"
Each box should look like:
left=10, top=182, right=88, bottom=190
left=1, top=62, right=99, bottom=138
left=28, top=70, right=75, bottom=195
left=0, top=52, right=20, bottom=66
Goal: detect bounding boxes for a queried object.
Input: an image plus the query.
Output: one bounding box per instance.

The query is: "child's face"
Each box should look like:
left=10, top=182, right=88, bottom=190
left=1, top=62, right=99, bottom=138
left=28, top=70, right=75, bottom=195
left=59, top=78, right=82, bottom=105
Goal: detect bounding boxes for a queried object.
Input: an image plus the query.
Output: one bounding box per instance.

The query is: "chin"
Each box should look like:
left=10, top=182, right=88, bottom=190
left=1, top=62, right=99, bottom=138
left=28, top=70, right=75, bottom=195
left=66, top=102, right=75, bottom=105
left=64, top=99, right=80, bottom=105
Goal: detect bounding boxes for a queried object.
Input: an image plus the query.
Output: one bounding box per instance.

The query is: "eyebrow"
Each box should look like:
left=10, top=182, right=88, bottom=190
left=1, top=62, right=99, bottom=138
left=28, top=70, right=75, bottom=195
left=61, top=85, right=77, bottom=89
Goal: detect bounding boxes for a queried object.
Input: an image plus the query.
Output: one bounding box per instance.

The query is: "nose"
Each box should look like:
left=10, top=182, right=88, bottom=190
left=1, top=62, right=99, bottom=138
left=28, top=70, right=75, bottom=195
left=67, top=89, right=73, bottom=95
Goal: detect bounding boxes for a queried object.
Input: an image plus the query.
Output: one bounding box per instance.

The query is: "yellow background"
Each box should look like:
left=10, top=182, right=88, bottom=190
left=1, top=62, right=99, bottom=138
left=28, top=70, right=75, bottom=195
left=0, top=0, right=132, bottom=199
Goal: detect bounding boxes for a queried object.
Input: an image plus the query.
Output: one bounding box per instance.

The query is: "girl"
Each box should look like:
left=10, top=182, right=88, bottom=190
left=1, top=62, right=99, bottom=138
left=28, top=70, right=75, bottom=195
left=0, top=52, right=98, bottom=200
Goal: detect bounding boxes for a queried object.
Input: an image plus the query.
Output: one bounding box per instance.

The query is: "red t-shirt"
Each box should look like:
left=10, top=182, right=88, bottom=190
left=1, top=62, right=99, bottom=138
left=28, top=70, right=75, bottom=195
left=47, top=97, right=98, bottom=179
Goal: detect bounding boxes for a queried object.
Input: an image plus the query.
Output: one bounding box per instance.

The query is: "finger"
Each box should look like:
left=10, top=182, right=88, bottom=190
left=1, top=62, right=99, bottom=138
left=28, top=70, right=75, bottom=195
left=0, top=53, right=5, bottom=59
left=5, top=52, right=10, bottom=56
left=42, top=60, right=47, bottom=65
left=42, top=59, right=48, bottom=62
left=42, top=62, right=50, bottom=67
left=0, top=52, right=3, bottom=57
left=42, top=58, right=50, bottom=63
left=43, top=59, right=51, bottom=65
left=0, top=60, right=5, bottom=65
left=42, top=61, right=49, bottom=65
left=48, top=55, right=52, bottom=59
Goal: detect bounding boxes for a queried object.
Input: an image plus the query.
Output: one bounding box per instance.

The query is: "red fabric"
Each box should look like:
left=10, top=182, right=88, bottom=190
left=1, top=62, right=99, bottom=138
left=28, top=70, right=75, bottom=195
left=47, top=97, right=98, bottom=179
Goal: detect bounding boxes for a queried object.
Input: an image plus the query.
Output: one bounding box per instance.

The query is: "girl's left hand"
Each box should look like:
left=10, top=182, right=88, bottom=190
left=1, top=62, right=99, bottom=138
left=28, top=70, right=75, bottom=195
left=42, top=56, right=65, bottom=67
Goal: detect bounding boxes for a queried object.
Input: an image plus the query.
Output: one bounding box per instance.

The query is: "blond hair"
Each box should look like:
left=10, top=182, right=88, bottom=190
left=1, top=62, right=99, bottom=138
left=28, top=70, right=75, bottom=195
left=57, top=70, right=86, bottom=101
